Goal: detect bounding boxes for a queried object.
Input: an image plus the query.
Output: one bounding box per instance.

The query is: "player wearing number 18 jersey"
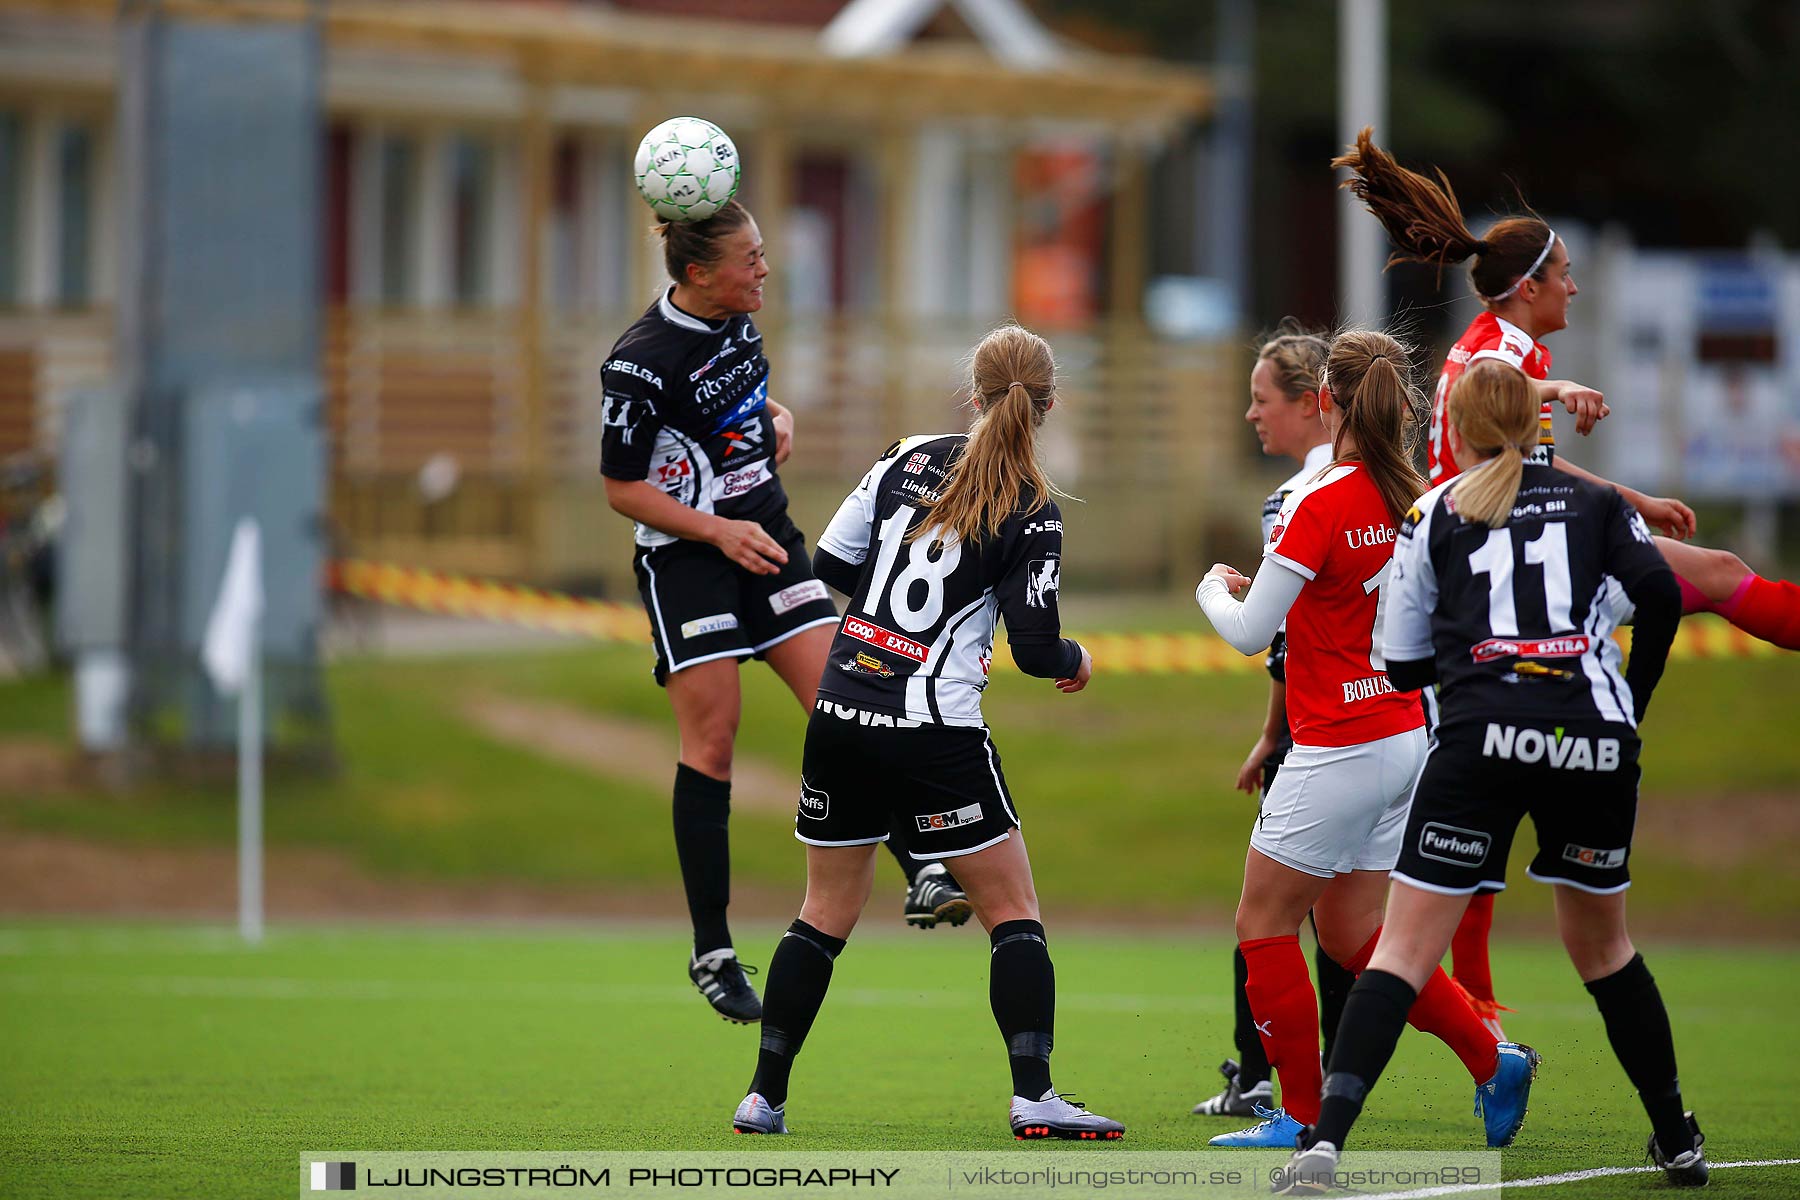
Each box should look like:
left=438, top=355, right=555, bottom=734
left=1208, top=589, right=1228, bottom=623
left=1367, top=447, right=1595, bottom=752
left=1195, top=331, right=1520, bottom=1152
left=731, top=325, right=1124, bottom=1143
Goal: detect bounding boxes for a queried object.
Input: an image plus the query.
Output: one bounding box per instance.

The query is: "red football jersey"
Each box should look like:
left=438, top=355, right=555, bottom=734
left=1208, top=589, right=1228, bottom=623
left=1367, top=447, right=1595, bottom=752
left=1429, top=312, right=1553, bottom=485
left=1264, top=462, right=1425, bottom=747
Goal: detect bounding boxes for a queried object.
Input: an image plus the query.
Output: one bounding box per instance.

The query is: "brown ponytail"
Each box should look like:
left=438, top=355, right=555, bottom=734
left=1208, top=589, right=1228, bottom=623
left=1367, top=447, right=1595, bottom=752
left=1447, top=360, right=1541, bottom=527
left=1323, top=330, right=1429, bottom=526
left=1332, top=127, right=1556, bottom=301
left=910, top=324, right=1067, bottom=546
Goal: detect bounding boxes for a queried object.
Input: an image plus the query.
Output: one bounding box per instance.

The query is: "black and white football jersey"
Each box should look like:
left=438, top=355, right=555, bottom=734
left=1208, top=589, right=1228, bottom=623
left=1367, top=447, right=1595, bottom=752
left=813, top=433, right=1077, bottom=727
left=599, top=287, right=785, bottom=547
left=1259, top=441, right=1333, bottom=683
left=1261, top=442, right=1335, bottom=544
left=1383, top=464, right=1670, bottom=729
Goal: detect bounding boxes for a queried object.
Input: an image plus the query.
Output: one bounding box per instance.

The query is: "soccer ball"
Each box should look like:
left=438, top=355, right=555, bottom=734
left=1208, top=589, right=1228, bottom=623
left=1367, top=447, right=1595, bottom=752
left=633, top=117, right=740, bottom=223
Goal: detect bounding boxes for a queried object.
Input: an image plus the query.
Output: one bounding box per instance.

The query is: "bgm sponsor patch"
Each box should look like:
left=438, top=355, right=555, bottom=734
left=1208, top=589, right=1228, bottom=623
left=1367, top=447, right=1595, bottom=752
left=1417, top=821, right=1491, bottom=867
left=798, top=779, right=829, bottom=820
left=1025, top=557, right=1060, bottom=608
left=680, top=613, right=740, bottom=639
left=769, top=578, right=830, bottom=615
left=1562, top=843, right=1628, bottom=870
left=915, top=803, right=983, bottom=833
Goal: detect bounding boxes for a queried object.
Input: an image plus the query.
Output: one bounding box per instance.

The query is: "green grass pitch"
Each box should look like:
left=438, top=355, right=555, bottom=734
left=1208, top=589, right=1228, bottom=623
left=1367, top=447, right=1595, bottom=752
left=2, top=921, right=1797, bottom=1197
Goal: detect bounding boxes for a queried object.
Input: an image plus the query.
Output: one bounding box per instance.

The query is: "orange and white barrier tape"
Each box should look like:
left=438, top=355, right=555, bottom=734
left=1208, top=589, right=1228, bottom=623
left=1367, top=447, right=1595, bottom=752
left=330, top=560, right=1787, bottom=674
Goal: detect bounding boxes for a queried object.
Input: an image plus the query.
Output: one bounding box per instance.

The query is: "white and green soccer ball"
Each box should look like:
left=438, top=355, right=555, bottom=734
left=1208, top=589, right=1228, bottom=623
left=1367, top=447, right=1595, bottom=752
left=633, top=117, right=740, bottom=223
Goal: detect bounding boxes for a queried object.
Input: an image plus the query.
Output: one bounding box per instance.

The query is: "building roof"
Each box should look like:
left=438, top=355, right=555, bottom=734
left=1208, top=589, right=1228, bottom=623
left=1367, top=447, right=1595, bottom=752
left=0, top=0, right=1210, bottom=129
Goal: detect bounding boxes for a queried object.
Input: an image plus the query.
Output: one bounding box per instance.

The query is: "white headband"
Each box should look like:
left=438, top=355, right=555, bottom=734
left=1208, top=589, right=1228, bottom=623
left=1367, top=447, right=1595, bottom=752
left=1482, top=228, right=1557, bottom=302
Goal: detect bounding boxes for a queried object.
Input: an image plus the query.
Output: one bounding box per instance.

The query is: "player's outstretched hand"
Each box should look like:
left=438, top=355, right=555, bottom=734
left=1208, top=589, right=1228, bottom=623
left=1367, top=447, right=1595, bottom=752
left=1634, top=493, right=1698, bottom=541
left=1205, top=563, right=1252, bottom=597
left=1234, top=733, right=1277, bottom=796
left=712, top=519, right=788, bottom=574
left=1555, top=381, right=1610, bottom=435
left=1055, top=643, right=1093, bottom=693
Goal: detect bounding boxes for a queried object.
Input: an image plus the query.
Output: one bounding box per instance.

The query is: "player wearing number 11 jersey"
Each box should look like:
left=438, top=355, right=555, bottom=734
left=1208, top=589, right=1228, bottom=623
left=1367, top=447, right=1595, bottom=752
left=1275, top=359, right=1702, bottom=1193
left=1195, top=331, right=1524, bottom=1153
left=731, top=325, right=1125, bottom=1143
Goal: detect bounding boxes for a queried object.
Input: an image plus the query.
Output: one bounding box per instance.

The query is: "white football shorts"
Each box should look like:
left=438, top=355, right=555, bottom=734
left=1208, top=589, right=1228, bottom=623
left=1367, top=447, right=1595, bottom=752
left=1249, top=725, right=1429, bottom=878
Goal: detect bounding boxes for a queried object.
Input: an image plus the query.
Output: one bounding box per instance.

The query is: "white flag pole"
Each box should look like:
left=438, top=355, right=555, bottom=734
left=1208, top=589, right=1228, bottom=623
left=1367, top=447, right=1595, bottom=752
left=204, top=516, right=266, bottom=946
left=238, top=602, right=264, bottom=945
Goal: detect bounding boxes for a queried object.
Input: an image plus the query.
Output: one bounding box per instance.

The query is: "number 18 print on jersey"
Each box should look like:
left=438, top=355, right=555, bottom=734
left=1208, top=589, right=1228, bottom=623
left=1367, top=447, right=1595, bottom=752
left=814, top=434, right=1072, bottom=727
left=1263, top=461, right=1424, bottom=747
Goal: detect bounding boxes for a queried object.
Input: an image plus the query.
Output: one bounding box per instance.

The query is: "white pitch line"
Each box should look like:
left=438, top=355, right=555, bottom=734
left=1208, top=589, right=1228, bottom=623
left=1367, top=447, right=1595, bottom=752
left=1351, top=1157, right=1800, bottom=1199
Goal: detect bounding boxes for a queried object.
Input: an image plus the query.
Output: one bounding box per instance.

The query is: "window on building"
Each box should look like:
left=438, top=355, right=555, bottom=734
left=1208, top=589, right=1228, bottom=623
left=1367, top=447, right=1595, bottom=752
left=789, top=151, right=878, bottom=315
left=56, top=123, right=93, bottom=308
left=378, top=133, right=418, bottom=305
left=1012, top=145, right=1105, bottom=327
left=450, top=134, right=493, bottom=306
left=0, top=112, right=20, bottom=305
left=323, top=124, right=351, bottom=305
left=550, top=136, right=580, bottom=310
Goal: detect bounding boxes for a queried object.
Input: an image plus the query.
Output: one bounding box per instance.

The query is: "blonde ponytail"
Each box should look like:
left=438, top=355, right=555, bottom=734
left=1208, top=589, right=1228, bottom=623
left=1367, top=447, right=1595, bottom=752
left=911, top=324, right=1067, bottom=545
left=1447, top=360, right=1541, bottom=527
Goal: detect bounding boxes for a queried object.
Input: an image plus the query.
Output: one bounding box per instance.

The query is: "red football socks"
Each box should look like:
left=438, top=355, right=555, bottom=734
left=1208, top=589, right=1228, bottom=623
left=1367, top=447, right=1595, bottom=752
left=1411, top=967, right=1501, bottom=1082
left=1342, top=927, right=1381, bottom=974
left=1676, top=575, right=1712, bottom=616
left=1241, top=935, right=1322, bottom=1124
left=1718, top=574, right=1800, bottom=651
left=1335, top=925, right=1497, bottom=1080
left=1451, top=892, right=1497, bottom=1004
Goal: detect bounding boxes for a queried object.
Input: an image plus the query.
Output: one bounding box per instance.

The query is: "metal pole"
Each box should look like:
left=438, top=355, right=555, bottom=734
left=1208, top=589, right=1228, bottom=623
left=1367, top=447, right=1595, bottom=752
left=1208, top=0, right=1253, bottom=325
left=238, top=612, right=263, bottom=945
left=1338, top=0, right=1387, bottom=327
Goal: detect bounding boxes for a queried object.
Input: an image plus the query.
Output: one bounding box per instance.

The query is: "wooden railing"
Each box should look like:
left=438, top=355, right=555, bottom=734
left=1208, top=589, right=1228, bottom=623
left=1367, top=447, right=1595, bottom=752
left=0, top=308, right=1251, bottom=590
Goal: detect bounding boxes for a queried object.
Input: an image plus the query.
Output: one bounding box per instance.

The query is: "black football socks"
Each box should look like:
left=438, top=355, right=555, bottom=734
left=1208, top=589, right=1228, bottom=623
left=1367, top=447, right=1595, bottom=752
left=749, top=919, right=847, bottom=1109
left=990, top=919, right=1056, bottom=1099
left=1585, top=954, right=1696, bottom=1158
left=1232, top=946, right=1272, bottom=1086
left=1311, top=969, right=1418, bottom=1150
left=1316, top=940, right=1356, bottom=1066
left=672, top=763, right=732, bottom=956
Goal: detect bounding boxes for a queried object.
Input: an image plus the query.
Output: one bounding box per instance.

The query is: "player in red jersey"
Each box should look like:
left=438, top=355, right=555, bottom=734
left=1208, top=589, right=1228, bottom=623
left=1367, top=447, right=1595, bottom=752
left=1336, top=129, right=1799, bottom=654
left=1333, top=129, right=1800, bottom=1041
left=1194, top=330, right=1533, bottom=1150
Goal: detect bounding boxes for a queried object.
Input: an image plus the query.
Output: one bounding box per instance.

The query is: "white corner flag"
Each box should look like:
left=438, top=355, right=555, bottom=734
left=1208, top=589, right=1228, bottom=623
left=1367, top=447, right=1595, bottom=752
left=203, top=517, right=265, bottom=945
left=203, top=518, right=264, bottom=696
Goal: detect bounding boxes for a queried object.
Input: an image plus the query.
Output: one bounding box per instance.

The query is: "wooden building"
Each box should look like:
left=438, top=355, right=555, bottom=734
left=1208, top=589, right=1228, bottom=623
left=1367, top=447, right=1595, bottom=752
left=0, top=0, right=1244, bottom=592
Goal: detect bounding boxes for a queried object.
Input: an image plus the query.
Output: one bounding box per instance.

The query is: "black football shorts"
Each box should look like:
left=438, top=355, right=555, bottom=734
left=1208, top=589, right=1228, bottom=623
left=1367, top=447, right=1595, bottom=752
left=1392, top=718, right=1641, bottom=896
left=795, top=699, right=1021, bottom=860
left=633, top=515, right=840, bottom=685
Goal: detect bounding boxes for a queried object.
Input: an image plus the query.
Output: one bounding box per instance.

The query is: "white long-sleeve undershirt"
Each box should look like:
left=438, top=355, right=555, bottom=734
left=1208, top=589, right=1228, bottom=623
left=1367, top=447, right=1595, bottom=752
left=1194, top=560, right=1309, bottom=655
